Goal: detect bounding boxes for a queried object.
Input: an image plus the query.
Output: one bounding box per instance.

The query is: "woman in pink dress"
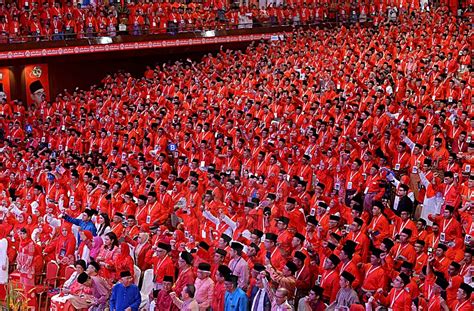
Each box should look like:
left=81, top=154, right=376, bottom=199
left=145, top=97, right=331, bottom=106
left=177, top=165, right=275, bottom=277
left=95, top=232, right=119, bottom=283
left=16, top=227, right=36, bottom=292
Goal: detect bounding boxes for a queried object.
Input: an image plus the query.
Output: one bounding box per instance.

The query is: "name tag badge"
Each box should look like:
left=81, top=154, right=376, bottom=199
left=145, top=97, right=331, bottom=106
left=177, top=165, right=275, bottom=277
left=465, top=165, right=471, bottom=172
left=146, top=215, right=151, bottom=224
left=335, top=183, right=340, bottom=190
left=347, top=182, right=353, bottom=190
left=41, top=137, right=46, bottom=143
left=54, top=29, right=58, bottom=34
left=440, top=232, right=446, bottom=243
left=362, top=173, right=367, bottom=180
left=99, top=147, right=102, bottom=153
left=89, top=23, right=93, bottom=27
left=201, top=229, right=206, bottom=239
left=467, top=136, right=472, bottom=143
left=412, top=166, right=418, bottom=174
left=310, top=208, right=316, bottom=216
left=432, top=95, right=436, bottom=101
left=448, top=97, right=453, bottom=102
left=394, top=163, right=400, bottom=171
left=465, top=234, right=472, bottom=245
left=59, top=144, right=63, bottom=150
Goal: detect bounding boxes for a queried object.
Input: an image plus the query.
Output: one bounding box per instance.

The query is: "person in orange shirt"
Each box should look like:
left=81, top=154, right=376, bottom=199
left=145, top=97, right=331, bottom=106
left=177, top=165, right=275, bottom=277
left=444, top=261, right=464, bottom=306
left=275, top=216, right=293, bottom=258
left=264, top=233, right=286, bottom=272
left=372, top=272, right=412, bottom=311
left=420, top=276, right=450, bottom=311
left=367, top=201, right=390, bottom=248
left=110, top=212, right=124, bottom=238
left=283, top=197, right=306, bottom=230
left=425, top=137, right=449, bottom=170
left=450, top=283, right=472, bottom=311
left=145, top=242, right=175, bottom=288
left=430, top=243, right=451, bottom=279
left=145, top=192, right=168, bottom=226
left=345, top=217, right=370, bottom=262
left=345, top=159, right=364, bottom=206
left=360, top=248, right=387, bottom=296
left=386, top=204, right=418, bottom=244
left=320, top=253, right=340, bottom=304
left=390, top=228, right=417, bottom=269
left=338, top=243, right=361, bottom=289
left=428, top=205, right=463, bottom=245
left=414, top=240, right=428, bottom=274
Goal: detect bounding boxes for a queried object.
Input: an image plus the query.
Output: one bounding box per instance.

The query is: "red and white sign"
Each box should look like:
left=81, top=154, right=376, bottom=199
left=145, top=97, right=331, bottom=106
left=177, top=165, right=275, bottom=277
left=0, top=33, right=278, bottom=60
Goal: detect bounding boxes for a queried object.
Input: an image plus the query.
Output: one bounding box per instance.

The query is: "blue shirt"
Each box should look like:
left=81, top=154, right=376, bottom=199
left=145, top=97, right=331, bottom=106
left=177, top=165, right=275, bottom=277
left=63, top=214, right=97, bottom=244
left=224, top=288, right=248, bottom=311
left=109, top=283, right=141, bottom=311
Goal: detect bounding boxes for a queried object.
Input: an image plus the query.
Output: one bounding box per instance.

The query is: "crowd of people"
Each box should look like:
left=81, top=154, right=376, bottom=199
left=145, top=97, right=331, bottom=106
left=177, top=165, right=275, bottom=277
left=0, top=0, right=464, bottom=42
left=0, top=2, right=473, bottom=311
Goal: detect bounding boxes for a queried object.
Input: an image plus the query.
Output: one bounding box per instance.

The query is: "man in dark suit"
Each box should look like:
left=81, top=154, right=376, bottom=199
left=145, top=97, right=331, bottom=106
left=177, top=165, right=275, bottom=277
left=392, top=183, right=414, bottom=216
left=248, top=271, right=271, bottom=311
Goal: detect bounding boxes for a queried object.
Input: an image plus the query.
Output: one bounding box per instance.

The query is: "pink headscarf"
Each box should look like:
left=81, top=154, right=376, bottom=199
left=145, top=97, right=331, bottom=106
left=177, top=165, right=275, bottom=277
left=90, top=236, right=103, bottom=259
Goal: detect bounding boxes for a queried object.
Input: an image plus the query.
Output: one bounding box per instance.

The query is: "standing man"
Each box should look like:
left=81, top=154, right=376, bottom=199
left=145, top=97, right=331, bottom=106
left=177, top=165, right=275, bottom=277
left=228, top=242, right=249, bottom=290
left=109, top=270, right=141, bottom=311
left=62, top=209, right=97, bottom=245
left=224, top=274, right=247, bottom=311
left=194, top=262, right=214, bottom=310
left=249, top=271, right=271, bottom=311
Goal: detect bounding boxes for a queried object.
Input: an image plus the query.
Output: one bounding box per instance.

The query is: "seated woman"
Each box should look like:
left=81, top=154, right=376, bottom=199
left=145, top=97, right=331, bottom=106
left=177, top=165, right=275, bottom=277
left=77, top=230, right=95, bottom=264
left=95, top=213, right=111, bottom=237
left=63, top=260, right=87, bottom=292
left=127, top=232, right=151, bottom=271
left=95, top=232, right=119, bottom=282
left=61, top=272, right=110, bottom=311
left=114, top=243, right=135, bottom=282
left=51, top=261, right=106, bottom=311
left=51, top=260, right=91, bottom=308
left=43, top=223, right=76, bottom=279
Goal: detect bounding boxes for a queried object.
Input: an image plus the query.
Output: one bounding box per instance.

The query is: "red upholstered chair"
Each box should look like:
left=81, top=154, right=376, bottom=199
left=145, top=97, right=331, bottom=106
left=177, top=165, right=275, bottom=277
left=35, top=261, right=60, bottom=310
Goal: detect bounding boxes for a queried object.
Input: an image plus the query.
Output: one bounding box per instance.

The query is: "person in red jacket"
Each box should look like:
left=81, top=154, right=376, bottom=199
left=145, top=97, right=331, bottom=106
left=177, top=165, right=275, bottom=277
left=43, top=223, right=76, bottom=279
left=320, top=253, right=340, bottom=304
left=372, top=272, right=412, bottom=311
left=451, top=283, right=472, bottom=311
left=128, top=232, right=151, bottom=271
left=428, top=205, right=463, bottom=245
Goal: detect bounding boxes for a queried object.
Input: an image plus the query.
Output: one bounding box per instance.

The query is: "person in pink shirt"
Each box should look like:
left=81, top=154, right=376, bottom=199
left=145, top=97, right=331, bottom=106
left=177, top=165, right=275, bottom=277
left=194, top=262, right=215, bottom=310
